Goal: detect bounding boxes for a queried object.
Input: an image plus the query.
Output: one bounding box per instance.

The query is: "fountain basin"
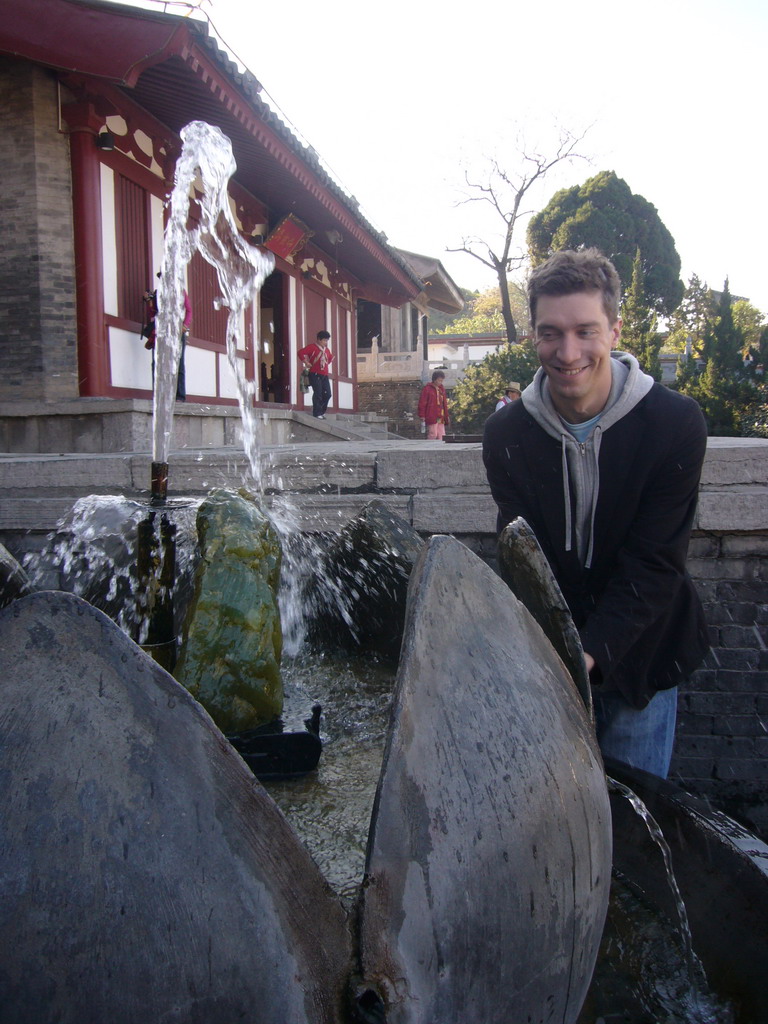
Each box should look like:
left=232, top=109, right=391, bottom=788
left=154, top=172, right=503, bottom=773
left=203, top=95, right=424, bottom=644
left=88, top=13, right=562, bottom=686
left=602, top=759, right=768, bottom=1022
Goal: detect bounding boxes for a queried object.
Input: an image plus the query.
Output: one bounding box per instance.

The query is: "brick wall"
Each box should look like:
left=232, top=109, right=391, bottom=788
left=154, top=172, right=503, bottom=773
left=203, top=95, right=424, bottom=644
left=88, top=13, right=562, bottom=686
left=0, top=59, right=78, bottom=402
left=673, top=532, right=768, bottom=837
left=357, top=380, right=425, bottom=438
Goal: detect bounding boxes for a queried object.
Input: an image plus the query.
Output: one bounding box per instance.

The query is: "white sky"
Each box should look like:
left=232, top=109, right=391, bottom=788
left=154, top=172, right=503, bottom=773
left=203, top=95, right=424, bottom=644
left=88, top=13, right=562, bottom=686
left=160, top=0, right=767, bottom=313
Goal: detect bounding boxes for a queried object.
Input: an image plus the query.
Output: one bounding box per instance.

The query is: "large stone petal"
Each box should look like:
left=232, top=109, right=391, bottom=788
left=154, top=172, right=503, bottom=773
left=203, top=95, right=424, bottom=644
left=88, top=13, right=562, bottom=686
left=498, top=517, right=591, bottom=714
left=359, top=535, right=611, bottom=1024
left=0, top=592, right=351, bottom=1024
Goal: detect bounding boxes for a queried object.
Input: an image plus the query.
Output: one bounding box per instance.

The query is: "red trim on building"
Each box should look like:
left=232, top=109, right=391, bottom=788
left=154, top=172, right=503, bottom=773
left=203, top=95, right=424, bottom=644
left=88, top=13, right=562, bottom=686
left=69, top=121, right=108, bottom=396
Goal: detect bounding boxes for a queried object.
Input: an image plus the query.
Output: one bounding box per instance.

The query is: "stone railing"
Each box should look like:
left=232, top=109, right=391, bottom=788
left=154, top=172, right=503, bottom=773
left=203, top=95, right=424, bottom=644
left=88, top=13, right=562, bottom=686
left=356, top=343, right=426, bottom=382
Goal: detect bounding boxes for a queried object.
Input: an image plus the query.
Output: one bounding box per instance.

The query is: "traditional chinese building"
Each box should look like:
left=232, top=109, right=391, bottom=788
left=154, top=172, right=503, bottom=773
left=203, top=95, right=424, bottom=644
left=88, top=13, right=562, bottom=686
left=356, top=249, right=464, bottom=437
left=0, top=0, right=426, bottom=451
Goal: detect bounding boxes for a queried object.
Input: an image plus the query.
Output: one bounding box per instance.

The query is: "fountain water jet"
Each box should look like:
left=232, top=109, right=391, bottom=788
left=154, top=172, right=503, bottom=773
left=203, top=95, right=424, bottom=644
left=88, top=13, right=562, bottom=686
left=152, top=120, right=275, bottom=495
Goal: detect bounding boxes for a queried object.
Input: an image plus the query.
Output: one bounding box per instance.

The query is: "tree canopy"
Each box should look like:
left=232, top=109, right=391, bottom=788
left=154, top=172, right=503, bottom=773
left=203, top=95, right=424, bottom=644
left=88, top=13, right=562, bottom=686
left=664, top=274, right=716, bottom=355
left=527, top=171, right=684, bottom=316
left=434, top=283, right=530, bottom=338
left=620, top=249, right=661, bottom=379
left=427, top=287, right=479, bottom=334
left=449, top=341, right=539, bottom=433
left=673, top=279, right=761, bottom=436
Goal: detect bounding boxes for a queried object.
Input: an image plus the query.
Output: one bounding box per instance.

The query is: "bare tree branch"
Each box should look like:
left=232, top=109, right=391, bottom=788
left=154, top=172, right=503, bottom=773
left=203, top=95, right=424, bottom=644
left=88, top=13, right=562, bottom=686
left=450, top=126, right=590, bottom=343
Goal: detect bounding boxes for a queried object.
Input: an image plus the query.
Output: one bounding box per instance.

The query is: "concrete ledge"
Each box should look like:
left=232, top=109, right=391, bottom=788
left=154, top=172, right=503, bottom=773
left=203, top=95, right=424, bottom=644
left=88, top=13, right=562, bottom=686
left=376, top=444, right=486, bottom=490
left=412, top=493, right=497, bottom=534
left=700, top=438, right=768, bottom=486
left=0, top=402, right=383, bottom=453
left=697, top=487, right=768, bottom=532
left=1, top=438, right=767, bottom=538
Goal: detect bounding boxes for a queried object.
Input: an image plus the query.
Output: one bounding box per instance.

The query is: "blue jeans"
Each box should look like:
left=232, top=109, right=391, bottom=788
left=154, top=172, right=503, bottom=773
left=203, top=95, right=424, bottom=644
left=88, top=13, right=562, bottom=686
left=593, top=687, right=678, bottom=779
left=309, top=372, right=331, bottom=417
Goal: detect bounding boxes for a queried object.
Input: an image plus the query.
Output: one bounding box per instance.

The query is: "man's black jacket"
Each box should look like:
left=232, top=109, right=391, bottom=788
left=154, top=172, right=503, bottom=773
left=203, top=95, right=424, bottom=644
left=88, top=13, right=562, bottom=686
left=483, top=384, right=709, bottom=709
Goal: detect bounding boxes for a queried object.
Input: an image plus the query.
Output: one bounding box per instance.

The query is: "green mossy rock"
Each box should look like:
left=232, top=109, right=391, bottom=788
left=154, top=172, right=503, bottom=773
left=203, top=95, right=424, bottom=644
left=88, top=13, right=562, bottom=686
left=174, top=489, right=283, bottom=733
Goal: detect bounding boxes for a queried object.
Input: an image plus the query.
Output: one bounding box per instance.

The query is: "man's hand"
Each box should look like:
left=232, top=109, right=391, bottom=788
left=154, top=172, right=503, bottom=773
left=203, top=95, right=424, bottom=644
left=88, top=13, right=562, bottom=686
left=584, top=652, right=596, bottom=674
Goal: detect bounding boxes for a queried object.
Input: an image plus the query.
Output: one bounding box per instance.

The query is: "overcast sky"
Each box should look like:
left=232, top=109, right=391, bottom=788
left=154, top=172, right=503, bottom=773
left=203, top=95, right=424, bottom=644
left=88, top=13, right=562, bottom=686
left=161, top=0, right=767, bottom=313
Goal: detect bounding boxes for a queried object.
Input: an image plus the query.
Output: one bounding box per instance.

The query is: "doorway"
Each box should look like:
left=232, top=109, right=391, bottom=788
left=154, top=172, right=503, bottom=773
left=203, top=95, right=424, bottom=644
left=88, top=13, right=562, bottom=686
left=259, top=271, right=288, bottom=402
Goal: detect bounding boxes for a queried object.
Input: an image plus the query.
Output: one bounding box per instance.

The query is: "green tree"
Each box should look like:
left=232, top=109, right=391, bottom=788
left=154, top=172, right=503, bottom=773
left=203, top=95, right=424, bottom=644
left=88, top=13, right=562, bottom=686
left=740, top=381, right=768, bottom=438
left=674, top=280, right=755, bottom=436
left=527, top=171, right=683, bottom=315
left=450, top=340, right=540, bottom=432
left=703, top=279, right=743, bottom=374
left=664, top=274, right=716, bottom=355
left=427, top=287, right=479, bottom=334
left=732, top=299, right=766, bottom=356
left=620, top=249, right=661, bottom=379
left=448, top=128, right=586, bottom=345
left=436, top=283, right=530, bottom=337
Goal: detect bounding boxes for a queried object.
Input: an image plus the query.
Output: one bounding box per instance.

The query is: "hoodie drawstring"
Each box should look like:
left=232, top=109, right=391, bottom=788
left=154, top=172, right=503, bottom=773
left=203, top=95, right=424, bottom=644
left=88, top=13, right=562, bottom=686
left=584, top=426, right=602, bottom=569
left=561, top=433, right=572, bottom=556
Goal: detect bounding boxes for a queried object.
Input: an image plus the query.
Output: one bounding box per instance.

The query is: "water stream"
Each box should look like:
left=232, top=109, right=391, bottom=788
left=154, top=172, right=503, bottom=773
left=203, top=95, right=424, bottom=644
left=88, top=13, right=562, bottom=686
left=153, top=120, right=274, bottom=484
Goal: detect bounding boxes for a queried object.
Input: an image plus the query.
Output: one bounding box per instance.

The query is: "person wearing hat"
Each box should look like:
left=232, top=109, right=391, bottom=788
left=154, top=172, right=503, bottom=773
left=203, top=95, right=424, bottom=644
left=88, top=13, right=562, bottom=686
left=495, top=383, right=521, bottom=412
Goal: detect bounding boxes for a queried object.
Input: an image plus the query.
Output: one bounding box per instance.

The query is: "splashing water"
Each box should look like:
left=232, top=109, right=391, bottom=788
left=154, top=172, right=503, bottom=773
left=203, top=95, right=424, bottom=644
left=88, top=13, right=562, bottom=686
left=605, top=775, right=722, bottom=1022
left=24, top=495, right=200, bottom=642
left=270, top=492, right=360, bottom=657
left=153, top=121, right=275, bottom=486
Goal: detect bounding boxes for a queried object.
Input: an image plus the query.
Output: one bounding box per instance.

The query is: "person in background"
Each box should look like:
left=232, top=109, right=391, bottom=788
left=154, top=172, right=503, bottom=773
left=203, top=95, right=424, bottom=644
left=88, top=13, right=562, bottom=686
left=298, top=330, right=333, bottom=418
left=177, top=289, right=191, bottom=402
left=418, top=370, right=451, bottom=439
left=142, top=273, right=189, bottom=402
left=495, top=383, right=521, bottom=412
left=483, top=248, right=709, bottom=779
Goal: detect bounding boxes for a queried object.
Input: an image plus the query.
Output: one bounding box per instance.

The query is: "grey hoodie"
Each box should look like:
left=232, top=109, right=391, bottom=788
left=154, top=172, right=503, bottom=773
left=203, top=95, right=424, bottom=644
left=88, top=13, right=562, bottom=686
left=521, top=351, right=655, bottom=569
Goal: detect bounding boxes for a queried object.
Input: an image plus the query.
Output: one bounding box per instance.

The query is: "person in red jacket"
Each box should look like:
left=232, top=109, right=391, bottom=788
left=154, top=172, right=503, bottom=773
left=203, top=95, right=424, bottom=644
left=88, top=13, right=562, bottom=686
left=418, top=370, right=451, bottom=439
left=298, top=330, right=333, bottom=418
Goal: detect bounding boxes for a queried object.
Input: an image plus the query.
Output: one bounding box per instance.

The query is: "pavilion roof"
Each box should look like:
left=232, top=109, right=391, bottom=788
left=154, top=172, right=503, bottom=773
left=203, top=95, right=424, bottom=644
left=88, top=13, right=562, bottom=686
left=0, top=0, right=424, bottom=305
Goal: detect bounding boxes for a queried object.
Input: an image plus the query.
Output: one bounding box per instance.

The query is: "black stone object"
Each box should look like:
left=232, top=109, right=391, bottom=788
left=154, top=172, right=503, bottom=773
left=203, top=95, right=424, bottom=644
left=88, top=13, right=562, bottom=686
left=308, top=499, right=424, bottom=660
left=228, top=705, right=323, bottom=780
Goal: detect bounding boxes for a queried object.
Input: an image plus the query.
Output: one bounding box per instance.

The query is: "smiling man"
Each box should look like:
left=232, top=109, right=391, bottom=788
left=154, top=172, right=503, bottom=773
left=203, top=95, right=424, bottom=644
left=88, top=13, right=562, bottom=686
left=483, top=248, right=709, bottom=778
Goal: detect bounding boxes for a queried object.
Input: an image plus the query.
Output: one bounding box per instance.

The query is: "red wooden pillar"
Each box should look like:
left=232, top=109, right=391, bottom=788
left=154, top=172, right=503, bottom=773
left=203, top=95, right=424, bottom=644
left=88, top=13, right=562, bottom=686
left=67, top=111, right=108, bottom=396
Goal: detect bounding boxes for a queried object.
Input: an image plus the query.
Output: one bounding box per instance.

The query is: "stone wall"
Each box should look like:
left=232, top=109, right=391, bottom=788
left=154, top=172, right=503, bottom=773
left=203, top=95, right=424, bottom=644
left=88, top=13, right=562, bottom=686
left=0, top=59, right=79, bottom=402
left=674, top=533, right=768, bottom=835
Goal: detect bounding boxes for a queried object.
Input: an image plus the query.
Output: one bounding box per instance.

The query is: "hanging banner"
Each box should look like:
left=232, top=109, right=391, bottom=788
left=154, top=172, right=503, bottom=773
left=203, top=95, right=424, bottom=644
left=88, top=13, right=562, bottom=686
left=263, top=214, right=313, bottom=261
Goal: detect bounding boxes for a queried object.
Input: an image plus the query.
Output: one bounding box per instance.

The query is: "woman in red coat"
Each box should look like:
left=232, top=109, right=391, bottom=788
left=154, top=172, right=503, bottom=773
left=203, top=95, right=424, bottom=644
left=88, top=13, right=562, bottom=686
left=418, top=370, right=450, bottom=439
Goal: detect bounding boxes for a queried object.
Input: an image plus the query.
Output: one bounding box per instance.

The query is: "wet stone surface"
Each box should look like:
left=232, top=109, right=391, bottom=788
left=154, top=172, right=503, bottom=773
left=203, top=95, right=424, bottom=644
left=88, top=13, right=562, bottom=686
left=174, top=488, right=284, bottom=733
left=0, top=591, right=350, bottom=1024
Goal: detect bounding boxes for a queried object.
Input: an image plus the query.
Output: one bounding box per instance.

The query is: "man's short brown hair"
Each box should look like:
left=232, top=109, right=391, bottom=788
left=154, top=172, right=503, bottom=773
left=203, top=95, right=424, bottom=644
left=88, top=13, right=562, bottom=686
left=528, top=248, right=622, bottom=326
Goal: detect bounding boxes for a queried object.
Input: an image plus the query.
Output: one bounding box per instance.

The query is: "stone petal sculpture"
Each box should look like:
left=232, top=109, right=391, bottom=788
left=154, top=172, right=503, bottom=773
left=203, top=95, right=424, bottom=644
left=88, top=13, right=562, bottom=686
left=358, top=535, right=612, bottom=1024
left=174, top=489, right=284, bottom=733
left=308, top=499, right=424, bottom=660
left=0, top=591, right=351, bottom=1024
left=498, top=516, right=591, bottom=714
